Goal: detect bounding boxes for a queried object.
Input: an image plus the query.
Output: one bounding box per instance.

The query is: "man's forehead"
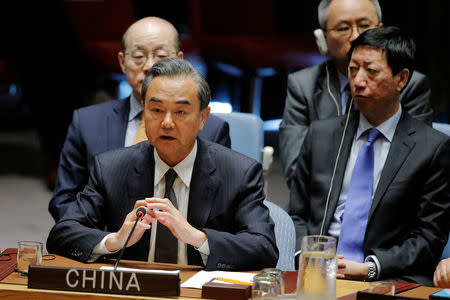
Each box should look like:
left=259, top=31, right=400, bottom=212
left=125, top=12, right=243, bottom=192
left=351, top=46, right=386, bottom=64
left=126, top=21, right=175, bottom=50
left=328, top=0, right=378, bottom=22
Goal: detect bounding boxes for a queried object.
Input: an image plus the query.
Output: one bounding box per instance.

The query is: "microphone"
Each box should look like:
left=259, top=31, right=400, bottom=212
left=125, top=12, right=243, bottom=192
left=319, top=97, right=354, bottom=235
left=113, top=207, right=147, bottom=271
left=136, top=207, right=146, bottom=219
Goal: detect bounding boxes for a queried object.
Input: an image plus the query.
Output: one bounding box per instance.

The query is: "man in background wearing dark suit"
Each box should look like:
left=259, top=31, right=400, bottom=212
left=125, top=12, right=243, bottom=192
left=288, top=27, right=449, bottom=285
left=49, top=17, right=231, bottom=221
left=279, top=0, right=433, bottom=187
left=47, top=58, right=278, bottom=271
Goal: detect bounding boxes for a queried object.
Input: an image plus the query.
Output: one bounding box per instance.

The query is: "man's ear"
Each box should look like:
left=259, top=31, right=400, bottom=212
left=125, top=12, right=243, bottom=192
left=199, top=106, right=211, bottom=130
left=118, top=51, right=126, bottom=73
left=177, top=51, right=184, bottom=59
left=396, top=68, right=410, bottom=92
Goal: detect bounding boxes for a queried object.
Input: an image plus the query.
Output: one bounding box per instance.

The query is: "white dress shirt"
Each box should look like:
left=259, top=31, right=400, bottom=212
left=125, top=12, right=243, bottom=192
left=328, top=105, right=402, bottom=276
left=90, top=141, right=210, bottom=265
left=124, top=95, right=144, bottom=147
left=148, top=141, right=209, bottom=265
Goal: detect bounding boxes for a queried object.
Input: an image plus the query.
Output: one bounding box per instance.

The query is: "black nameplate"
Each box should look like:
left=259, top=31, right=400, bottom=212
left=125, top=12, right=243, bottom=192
left=28, top=265, right=180, bottom=297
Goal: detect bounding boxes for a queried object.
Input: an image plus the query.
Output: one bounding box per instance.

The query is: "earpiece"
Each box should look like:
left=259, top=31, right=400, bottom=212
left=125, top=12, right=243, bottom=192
left=314, top=28, right=329, bottom=56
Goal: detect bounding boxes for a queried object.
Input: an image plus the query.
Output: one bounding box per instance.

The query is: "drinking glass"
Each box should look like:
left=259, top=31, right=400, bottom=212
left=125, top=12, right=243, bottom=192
left=17, top=241, right=43, bottom=276
left=297, top=235, right=336, bottom=300
left=260, top=268, right=284, bottom=295
left=252, top=273, right=278, bottom=299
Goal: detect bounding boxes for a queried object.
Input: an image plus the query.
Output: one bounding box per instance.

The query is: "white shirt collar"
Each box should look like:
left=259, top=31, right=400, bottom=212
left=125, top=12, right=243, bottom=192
left=128, top=94, right=144, bottom=121
left=153, top=141, right=197, bottom=188
left=357, top=105, right=402, bottom=142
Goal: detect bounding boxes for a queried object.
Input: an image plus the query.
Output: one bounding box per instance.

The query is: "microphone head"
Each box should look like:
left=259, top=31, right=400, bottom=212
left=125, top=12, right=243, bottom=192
left=136, top=207, right=146, bottom=219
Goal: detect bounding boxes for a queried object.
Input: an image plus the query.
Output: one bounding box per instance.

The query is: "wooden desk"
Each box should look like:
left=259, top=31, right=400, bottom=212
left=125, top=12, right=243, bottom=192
left=0, top=254, right=202, bottom=299
left=0, top=254, right=435, bottom=299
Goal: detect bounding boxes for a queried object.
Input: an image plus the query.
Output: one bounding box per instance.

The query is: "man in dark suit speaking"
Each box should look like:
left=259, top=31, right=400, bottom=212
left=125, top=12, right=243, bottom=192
left=288, top=27, right=449, bottom=285
left=47, top=58, right=278, bottom=271
left=49, top=17, right=231, bottom=222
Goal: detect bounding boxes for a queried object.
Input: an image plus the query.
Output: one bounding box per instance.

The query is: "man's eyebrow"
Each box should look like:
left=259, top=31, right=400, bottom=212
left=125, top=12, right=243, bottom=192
left=150, top=97, right=162, bottom=103
left=149, top=97, right=191, bottom=105
left=176, top=99, right=191, bottom=105
left=336, top=17, right=372, bottom=25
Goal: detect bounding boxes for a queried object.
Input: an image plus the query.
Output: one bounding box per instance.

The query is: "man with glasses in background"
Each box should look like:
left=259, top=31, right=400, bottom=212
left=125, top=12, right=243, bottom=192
left=279, top=0, right=433, bottom=187
left=49, top=17, right=231, bottom=222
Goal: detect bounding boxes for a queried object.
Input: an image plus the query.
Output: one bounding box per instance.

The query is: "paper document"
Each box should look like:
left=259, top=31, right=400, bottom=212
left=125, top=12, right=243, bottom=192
left=181, top=270, right=255, bottom=289
left=101, top=266, right=180, bottom=276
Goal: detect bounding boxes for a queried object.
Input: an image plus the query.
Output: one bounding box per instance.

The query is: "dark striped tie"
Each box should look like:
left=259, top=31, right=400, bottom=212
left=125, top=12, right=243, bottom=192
left=154, top=168, right=178, bottom=263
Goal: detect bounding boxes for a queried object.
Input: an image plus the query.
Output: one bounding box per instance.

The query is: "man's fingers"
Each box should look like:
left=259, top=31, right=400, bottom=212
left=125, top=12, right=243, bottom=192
left=441, top=262, right=449, bottom=287
left=141, top=213, right=155, bottom=224
left=338, top=262, right=346, bottom=269
left=146, top=202, right=172, bottom=213
left=133, top=200, right=148, bottom=210
left=136, top=221, right=151, bottom=230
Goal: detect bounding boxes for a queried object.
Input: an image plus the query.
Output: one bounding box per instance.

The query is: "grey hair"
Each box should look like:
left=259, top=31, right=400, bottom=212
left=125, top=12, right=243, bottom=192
left=141, top=58, right=210, bottom=111
left=318, top=0, right=382, bottom=29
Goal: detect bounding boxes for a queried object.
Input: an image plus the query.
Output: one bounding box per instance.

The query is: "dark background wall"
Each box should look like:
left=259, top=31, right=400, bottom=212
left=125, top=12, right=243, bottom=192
left=0, top=0, right=448, bottom=178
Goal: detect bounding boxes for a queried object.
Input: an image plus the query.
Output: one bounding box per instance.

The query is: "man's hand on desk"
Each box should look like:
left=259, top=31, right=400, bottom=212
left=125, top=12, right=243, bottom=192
left=434, top=257, right=450, bottom=288
left=337, top=256, right=369, bottom=281
left=145, top=197, right=207, bottom=249
left=105, top=201, right=154, bottom=252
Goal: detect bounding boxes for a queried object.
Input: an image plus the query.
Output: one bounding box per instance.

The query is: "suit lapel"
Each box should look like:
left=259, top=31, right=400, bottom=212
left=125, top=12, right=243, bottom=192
left=106, top=97, right=130, bottom=151
left=315, top=61, right=342, bottom=119
left=368, top=112, right=416, bottom=220
left=187, top=138, right=218, bottom=230
left=323, top=113, right=359, bottom=231
left=128, top=142, right=155, bottom=202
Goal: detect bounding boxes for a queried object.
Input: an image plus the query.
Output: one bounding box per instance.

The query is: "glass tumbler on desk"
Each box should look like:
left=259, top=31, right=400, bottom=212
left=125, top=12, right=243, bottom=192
left=17, top=241, right=43, bottom=276
left=260, top=268, right=284, bottom=295
left=297, top=235, right=336, bottom=300
left=252, top=272, right=278, bottom=299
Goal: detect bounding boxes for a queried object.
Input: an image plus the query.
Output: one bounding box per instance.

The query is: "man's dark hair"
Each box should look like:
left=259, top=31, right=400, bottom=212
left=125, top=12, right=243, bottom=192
left=141, top=58, right=210, bottom=110
left=349, top=26, right=416, bottom=76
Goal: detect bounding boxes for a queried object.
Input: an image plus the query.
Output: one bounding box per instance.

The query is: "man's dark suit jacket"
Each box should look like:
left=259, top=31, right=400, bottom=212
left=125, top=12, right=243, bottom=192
left=279, top=60, right=433, bottom=186
left=47, top=138, right=278, bottom=271
left=49, top=98, right=231, bottom=221
left=288, top=110, right=450, bottom=286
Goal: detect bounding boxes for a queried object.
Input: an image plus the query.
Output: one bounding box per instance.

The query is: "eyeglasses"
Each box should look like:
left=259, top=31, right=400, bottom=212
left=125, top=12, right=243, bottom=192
left=124, top=49, right=177, bottom=67
left=326, top=23, right=379, bottom=38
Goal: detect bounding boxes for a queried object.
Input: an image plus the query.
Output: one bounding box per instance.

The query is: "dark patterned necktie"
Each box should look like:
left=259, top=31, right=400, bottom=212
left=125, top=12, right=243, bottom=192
left=154, top=168, right=178, bottom=263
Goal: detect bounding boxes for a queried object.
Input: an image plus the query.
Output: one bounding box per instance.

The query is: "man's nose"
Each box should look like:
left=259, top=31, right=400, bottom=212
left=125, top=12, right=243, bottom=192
left=349, top=25, right=360, bottom=42
left=161, top=112, right=175, bottom=128
left=353, top=70, right=367, bottom=88
left=142, top=56, right=155, bottom=71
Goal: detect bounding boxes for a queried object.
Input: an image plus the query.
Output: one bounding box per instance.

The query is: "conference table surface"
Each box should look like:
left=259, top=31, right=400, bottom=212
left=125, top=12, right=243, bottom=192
left=0, top=254, right=442, bottom=299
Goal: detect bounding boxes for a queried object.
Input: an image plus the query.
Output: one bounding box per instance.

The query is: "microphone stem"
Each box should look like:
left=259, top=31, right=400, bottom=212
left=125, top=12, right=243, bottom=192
left=114, top=217, right=141, bottom=271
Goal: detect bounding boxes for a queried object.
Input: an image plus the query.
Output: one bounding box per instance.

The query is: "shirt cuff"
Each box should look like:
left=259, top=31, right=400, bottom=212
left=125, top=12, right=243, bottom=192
left=88, top=233, right=118, bottom=263
left=365, top=255, right=381, bottom=280
left=195, top=239, right=210, bottom=266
